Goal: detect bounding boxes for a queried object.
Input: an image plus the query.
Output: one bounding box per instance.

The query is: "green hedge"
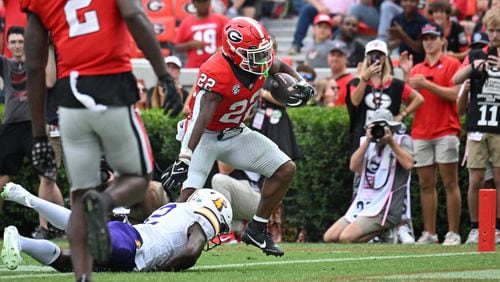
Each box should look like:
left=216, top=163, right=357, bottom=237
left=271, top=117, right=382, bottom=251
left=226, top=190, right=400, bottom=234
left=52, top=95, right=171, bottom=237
left=0, top=105, right=472, bottom=242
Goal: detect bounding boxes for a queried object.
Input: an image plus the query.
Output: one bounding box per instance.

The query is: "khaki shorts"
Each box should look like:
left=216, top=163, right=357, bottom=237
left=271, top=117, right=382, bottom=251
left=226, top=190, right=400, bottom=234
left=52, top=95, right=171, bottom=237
left=466, top=132, right=500, bottom=168
left=414, top=135, right=460, bottom=167
left=340, top=213, right=389, bottom=235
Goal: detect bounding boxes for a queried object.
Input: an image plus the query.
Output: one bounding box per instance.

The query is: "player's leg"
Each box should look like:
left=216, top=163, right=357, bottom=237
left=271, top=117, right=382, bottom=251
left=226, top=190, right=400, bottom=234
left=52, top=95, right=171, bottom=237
left=59, top=107, right=103, bottom=280
left=1, top=182, right=70, bottom=230
left=221, top=128, right=294, bottom=256
left=2, top=225, right=67, bottom=271
left=128, top=181, right=170, bottom=224
left=323, top=217, right=349, bottom=242
left=36, top=176, right=65, bottom=238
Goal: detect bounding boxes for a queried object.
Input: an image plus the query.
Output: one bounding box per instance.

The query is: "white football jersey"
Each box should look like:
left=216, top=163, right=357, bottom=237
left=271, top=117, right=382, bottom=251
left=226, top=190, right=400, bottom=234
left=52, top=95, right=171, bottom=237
left=133, top=202, right=219, bottom=271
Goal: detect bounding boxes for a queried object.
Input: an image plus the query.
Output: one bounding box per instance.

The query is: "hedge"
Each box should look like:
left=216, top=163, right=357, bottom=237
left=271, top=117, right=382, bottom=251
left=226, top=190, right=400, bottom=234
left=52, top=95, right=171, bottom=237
left=0, top=105, right=472, bottom=242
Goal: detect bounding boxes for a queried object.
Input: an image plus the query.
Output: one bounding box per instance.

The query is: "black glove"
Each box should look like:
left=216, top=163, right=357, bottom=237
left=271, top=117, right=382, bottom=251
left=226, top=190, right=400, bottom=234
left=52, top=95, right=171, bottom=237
left=161, top=158, right=189, bottom=191
left=32, top=136, right=57, bottom=181
left=159, top=74, right=183, bottom=117
left=287, top=81, right=316, bottom=107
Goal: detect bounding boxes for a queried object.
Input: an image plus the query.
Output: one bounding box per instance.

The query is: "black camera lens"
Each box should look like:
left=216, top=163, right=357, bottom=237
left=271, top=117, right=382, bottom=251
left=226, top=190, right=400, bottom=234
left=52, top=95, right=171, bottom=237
left=371, top=124, right=386, bottom=140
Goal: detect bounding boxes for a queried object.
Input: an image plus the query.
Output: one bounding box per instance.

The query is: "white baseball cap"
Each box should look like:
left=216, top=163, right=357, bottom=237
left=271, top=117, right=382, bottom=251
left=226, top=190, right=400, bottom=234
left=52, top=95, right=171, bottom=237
left=164, top=56, right=182, bottom=68
left=365, top=39, right=388, bottom=56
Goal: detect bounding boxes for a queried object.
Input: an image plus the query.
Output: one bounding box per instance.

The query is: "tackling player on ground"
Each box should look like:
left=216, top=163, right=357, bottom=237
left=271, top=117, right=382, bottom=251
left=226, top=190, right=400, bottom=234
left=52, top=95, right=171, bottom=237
left=162, top=17, right=315, bottom=257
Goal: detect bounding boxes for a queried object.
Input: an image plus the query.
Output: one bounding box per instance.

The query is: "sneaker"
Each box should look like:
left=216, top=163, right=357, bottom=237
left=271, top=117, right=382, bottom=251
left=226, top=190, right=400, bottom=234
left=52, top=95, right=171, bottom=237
left=442, top=231, right=461, bottom=246
left=465, top=228, right=479, bottom=245
left=82, top=190, right=111, bottom=265
left=1, top=182, right=33, bottom=207
left=287, top=44, right=300, bottom=55
left=397, top=225, right=415, bottom=244
left=32, top=225, right=52, bottom=239
left=1, top=226, right=22, bottom=270
left=241, top=224, right=284, bottom=257
left=416, top=231, right=438, bottom=244
left=380, top=227, right=398, bottom=244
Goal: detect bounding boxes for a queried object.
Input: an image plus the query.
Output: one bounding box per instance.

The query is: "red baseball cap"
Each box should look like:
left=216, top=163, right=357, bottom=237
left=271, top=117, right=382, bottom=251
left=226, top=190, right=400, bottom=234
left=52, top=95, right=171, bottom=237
left=313, top=14, right=332, bottom=26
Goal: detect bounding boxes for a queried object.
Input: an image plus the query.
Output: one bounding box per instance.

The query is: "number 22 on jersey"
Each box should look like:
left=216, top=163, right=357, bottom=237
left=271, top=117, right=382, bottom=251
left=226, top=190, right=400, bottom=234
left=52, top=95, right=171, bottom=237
left=64, top=0, right=100, bottom=38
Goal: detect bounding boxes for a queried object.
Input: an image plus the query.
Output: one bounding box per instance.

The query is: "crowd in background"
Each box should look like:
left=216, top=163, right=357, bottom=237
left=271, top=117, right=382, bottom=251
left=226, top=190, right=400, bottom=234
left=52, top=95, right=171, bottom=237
left=0, top=0, right=499, bottom=247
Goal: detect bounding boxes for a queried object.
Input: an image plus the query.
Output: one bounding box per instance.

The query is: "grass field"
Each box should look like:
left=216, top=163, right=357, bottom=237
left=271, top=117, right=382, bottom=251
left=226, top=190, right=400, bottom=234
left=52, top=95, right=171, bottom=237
left=1, top=241, right=500, bottom=281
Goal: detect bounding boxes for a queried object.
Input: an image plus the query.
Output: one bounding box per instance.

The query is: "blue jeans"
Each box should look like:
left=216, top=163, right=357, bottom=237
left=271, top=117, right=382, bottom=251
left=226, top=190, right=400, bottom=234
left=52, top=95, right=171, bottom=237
left=377, top=1, right=403, bottom=42
left=291, top=0, right=305, bottom=14
left=292, top=3, right=318, bottom=49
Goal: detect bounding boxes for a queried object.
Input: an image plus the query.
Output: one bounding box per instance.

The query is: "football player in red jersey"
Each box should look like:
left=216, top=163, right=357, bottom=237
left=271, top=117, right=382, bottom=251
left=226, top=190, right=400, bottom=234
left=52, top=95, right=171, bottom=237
left=21, top=0, right=181, bottom=280
left=162, top=17, right=315, bottom=257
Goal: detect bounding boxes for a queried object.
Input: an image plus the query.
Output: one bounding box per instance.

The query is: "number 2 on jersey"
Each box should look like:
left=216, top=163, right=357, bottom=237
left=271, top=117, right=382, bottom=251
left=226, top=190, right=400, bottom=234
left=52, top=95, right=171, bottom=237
left=64, top=0, right=100, bottom=38
left=143, top=203, right=177, bottom=225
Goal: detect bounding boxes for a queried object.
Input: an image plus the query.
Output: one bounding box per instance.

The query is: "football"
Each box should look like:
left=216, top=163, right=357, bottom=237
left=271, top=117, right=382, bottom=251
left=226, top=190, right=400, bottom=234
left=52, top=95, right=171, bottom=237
left=269, top=73, right=299, bottom=104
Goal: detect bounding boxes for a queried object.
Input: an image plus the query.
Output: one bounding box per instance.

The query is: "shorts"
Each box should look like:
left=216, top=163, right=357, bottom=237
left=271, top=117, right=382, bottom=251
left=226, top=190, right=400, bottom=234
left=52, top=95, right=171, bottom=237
left=413, top=135, right=459, bottom=167
left=106, top=221, right=142, bottom=272
left=340, top=213, right=389, bottom=234
left=59, top=106, right=153, bottom=191
left=0, top=121, right=32, bottom=175
left=466, top=132, right=500, bottom=168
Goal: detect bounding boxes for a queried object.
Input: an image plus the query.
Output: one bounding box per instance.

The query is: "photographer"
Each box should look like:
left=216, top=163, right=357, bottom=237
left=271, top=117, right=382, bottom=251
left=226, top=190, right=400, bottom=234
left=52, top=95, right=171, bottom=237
left=453, top=8, right=500, bottom=245
left=323, top=109, right=414, bottom=243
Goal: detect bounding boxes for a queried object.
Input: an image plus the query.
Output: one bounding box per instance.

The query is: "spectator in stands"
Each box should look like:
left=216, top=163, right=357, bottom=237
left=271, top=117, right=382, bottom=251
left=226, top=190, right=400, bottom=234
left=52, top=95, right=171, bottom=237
left=452, top=8, right=500, bottom=245
left=296, top=63, right=317, bottom=87
left=348, top=0, right=382, bottom=32
left=288, top=0, right=356, bottom=55
left=401, top=22, right=462, bottom=245
left=150, top=56, right=187, bottom=116
left=388, top=0, right=429, bottom=64
left=0, top=26, right=65, bottom=240
left=427, top=0, right=468, bottom=61
left=323, top=109, right=415, bottom=243
left=470, top=31, right=489, bottom=51
left=226, top=0, right=257, bottom=18
left=333, top=15, right=365, bottom=68
left=173, top=0, right=228, bottom=68
left=303, top=14, right=336, bottom=68
left=346, top=39, right=424, bottom=156
left=377, top=0, right=403, bottom=42
left=0, top=0, right=26, bottom=57
left=326, top=40, right=354, bottom=106
left=312, top=77, right=339, bottom=107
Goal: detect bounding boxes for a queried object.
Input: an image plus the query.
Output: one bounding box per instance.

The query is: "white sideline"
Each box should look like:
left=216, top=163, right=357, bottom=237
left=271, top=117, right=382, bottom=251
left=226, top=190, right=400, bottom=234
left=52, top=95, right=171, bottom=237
left=193, top=251, right=489, bottom=270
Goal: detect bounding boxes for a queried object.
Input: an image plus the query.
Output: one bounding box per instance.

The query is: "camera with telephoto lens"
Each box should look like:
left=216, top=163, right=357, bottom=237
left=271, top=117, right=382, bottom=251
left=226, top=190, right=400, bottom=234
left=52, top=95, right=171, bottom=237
left=369, top=53, right=381, bottom=65
left=371, top=121, right=388, bottom=141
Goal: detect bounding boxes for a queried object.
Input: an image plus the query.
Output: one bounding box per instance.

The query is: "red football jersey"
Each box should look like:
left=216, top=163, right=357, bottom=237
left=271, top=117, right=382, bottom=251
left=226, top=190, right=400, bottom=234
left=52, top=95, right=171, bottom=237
left=20, top=0, right=132, bottom=78
left=188, top=52, right=266, bottom=131
left=174, top=13, right=228, bottom=68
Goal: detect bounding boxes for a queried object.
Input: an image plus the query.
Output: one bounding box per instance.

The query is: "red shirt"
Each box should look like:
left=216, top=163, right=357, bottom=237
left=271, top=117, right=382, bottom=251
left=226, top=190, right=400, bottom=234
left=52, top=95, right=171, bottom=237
left=3, top=0, right=27, bottom=58
left=174, top=13, right=228, bottom=68
left=335, top=73, right=354, bottom=106
left=20, top=0, right=132, bottom=78
left=188, top=52, right=266, bottom=131
left=410, top=54, right=461, bottom=139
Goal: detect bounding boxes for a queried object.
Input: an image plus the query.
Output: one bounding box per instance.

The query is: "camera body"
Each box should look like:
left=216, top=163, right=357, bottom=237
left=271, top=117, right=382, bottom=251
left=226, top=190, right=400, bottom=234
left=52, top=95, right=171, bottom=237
left=371, top=121, right=389, bottom=141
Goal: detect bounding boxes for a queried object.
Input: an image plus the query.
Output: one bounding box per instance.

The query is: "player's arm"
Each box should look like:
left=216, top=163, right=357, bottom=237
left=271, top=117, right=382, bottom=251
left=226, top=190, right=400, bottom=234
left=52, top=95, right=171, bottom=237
left=186, top=90, right=222, bottom=152
left=269, top=57, right=316, bottom=106
left=268, top=57, right=303, bottom=82
left=155, top=222, right=206, bottom=271
left=24, top=11, right=49, bottom=137
left=117, top=0, right=168, bottom=79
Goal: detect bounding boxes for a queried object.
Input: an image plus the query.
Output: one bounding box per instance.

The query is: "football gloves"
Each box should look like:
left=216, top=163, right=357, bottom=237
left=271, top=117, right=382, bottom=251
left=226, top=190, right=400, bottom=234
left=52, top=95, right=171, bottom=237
left=287, top=80, right=316, bottom=107
left=161, top=157, right=189, bottom=191
left=32, top=136, right=57, bottom=181
left=159, top=74, right=183, bottom=117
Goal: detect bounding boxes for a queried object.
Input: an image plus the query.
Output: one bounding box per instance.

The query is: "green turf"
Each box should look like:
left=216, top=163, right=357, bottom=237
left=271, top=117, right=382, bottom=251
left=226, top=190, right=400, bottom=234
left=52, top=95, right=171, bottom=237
left=1, top=241, right=500, bottom=281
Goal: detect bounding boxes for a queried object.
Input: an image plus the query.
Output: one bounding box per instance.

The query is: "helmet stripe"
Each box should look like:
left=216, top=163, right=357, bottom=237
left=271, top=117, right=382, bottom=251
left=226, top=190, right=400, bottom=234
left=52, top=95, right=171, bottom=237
left=195, top=207, right=221, bottom=235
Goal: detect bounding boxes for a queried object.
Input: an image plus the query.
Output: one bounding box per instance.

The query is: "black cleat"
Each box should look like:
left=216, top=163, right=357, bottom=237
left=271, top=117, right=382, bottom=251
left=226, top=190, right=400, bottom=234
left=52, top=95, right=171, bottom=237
left=83, top=190, right=111, bottom=265
left=241, top=225, right=284, bottom=257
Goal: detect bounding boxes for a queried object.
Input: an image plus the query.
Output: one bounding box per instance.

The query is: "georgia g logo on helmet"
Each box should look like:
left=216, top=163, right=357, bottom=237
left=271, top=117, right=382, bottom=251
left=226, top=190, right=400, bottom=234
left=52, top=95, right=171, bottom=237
left=227, top=30, right=242, bottom=43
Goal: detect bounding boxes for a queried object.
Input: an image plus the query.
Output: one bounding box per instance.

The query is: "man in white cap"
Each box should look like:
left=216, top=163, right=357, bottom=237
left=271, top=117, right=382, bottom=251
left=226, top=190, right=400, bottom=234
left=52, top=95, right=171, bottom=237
left=323, top=108, right=415, bottom=243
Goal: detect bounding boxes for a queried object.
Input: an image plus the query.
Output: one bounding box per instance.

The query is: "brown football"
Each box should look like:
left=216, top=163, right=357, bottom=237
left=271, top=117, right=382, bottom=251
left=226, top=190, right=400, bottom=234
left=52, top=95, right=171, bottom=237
left=269, top=73, right=299, bottom=104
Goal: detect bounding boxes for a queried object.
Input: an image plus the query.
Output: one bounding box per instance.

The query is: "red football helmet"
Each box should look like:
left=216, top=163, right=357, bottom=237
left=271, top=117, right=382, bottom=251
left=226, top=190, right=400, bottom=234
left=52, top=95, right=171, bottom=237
left=222, top=17, right=274, bottom=75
